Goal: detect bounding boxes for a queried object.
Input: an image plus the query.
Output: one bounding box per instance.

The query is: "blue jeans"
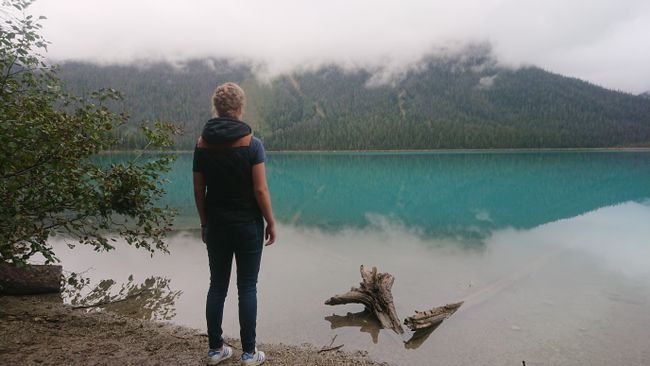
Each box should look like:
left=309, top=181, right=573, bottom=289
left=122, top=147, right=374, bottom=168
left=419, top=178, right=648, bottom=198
left=205, top=219, right=264, bottom=353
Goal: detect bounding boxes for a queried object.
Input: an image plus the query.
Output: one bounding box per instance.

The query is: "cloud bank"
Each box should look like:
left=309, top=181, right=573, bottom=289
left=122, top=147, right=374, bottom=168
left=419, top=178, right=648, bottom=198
left=26, top=0, right=650, bottom=93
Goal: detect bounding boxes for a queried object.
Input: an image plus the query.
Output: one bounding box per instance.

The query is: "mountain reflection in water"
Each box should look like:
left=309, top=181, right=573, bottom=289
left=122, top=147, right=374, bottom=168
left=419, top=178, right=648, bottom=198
left=132, top=151, right=650, bottom=243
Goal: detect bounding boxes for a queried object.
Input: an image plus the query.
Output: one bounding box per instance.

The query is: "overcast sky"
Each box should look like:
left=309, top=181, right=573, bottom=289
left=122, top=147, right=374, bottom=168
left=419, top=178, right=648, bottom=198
left=26, top=0, right=650, bottom=93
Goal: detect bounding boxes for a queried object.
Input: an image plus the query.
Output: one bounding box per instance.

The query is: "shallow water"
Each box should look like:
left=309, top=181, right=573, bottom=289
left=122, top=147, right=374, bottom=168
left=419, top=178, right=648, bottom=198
left=54, top=151, right=650, bottom=365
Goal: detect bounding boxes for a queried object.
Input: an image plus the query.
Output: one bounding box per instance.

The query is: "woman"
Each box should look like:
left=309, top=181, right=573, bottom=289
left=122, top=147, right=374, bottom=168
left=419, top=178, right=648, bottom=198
left=193, top=82, right=275, bottom=366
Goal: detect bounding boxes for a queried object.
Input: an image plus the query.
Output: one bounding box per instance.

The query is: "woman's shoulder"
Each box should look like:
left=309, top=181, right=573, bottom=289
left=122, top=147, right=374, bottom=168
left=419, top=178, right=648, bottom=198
left=250, top=136, right=265, bottom=149
left=249, top=136, right=266, bottom=164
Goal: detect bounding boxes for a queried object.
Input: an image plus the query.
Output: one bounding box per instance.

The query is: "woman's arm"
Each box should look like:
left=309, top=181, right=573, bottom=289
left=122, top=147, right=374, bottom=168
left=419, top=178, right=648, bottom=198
left=252, top=162, right=276, bottom=245
left=193, top=171, right=207, bottom=242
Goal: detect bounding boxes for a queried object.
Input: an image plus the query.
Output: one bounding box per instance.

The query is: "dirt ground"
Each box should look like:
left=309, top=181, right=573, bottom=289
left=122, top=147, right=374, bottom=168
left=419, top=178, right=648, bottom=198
left=0, top=294, right=389, bottom=366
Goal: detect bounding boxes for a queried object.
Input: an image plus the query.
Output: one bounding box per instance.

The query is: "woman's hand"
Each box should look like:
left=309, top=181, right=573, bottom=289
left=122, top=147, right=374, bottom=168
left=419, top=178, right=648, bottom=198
left=265, top=223, right=276, bottom=246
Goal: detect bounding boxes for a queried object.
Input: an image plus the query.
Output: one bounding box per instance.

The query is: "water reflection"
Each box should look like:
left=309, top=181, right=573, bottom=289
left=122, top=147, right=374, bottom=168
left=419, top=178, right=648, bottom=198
left=404, top=326, right=439, bottom=350
left=325, top=310, right=382, bottom=344
left=116, top=151, right=650, bottom=243
left=325, top=310, right=442, bottom=350
left=64, top=272, right=182, bottom=321
left=50, top=200, right=650, bottom=366
left=265, top=152, right=650, bottom=240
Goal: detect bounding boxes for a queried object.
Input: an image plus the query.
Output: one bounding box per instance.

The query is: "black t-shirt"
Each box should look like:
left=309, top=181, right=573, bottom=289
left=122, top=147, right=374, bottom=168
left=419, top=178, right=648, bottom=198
left=192, top=137, right=266, bottom=225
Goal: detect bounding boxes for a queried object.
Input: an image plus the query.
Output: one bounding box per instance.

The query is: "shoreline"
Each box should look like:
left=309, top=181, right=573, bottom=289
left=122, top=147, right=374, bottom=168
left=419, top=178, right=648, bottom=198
left=0, top=294, right=388, bottom=366
left=102, top=147, right=650, bottom=154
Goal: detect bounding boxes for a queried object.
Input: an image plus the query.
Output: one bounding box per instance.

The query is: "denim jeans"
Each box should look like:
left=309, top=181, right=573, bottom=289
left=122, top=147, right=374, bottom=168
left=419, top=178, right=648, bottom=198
left=205, top=219, right=264, bottom=353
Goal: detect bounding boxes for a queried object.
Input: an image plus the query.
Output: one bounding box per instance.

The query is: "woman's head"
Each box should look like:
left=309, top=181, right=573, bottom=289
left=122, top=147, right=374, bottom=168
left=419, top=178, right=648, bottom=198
left=212, top=82, right=245, bottom=119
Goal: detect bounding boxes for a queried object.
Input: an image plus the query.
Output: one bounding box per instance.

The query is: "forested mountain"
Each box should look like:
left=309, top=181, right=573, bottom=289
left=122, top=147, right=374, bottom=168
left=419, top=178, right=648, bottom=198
left=57, top=48, right=650, bottom=150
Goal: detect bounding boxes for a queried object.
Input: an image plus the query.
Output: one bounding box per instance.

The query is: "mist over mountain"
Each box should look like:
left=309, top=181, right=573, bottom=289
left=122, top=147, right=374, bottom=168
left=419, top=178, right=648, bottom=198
left=57, top=47, right=650, bottom=150
left=32, top=0, right=650, bottom=93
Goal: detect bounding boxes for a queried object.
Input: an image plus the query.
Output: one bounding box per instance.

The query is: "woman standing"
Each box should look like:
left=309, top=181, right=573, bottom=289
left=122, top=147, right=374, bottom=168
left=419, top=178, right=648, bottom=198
left=193, top=82, right=275, bottom=366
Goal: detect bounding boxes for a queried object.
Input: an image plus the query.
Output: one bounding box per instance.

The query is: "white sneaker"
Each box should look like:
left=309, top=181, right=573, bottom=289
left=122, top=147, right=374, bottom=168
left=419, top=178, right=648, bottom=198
left=207, top=346, right=233, bottom=365
left=240, top=347, right=266, bottom=366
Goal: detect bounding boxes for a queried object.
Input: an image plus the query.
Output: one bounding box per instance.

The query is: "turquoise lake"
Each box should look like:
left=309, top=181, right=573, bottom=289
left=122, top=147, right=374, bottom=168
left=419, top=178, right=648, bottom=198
left=53, top=151, right=650, bottom=365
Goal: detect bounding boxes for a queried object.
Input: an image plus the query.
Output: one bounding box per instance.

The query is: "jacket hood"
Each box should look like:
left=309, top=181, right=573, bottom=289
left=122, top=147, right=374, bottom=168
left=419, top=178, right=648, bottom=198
left=201, top=117, right=252, bottom=145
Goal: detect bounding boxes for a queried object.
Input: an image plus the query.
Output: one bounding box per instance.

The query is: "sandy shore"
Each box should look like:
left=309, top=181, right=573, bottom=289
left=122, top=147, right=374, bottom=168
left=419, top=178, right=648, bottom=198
left=106, top=147, right=650, bottom=154
left=0, top=294, right=388, bottom=366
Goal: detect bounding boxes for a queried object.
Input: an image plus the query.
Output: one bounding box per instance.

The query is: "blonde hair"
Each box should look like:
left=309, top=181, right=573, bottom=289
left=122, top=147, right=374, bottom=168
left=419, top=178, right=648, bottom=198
left=212, top=82, right=245, bottom=118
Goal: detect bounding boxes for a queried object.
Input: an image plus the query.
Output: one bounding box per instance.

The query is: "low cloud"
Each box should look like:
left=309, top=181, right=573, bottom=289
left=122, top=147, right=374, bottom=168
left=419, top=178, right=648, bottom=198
left=26, top=0, right=650, bottom=93
left=477, top=74, right=498, bottom=90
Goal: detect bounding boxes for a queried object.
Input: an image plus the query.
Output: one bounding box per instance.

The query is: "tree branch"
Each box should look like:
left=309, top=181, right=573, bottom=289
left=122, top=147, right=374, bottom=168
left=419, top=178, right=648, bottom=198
left=2, top=155, right=53, bottom=179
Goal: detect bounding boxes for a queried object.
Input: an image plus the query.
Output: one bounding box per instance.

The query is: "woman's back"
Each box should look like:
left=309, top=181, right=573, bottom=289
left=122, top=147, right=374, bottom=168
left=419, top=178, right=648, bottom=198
left=193, top=117, right=265, bottom=225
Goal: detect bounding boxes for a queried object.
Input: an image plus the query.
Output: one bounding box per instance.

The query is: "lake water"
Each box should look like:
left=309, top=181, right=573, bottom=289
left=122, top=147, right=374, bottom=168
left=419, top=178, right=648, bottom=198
left=52, top=151, right=650, bottom=366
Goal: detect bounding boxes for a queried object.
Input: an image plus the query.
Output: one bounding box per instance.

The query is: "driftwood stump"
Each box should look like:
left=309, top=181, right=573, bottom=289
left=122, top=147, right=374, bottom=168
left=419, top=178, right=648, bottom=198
left=325, top=265, right=404, bottom=334
left=403, top=301, right=463, bottom=331
left=0, top=263, right=63, bottom=295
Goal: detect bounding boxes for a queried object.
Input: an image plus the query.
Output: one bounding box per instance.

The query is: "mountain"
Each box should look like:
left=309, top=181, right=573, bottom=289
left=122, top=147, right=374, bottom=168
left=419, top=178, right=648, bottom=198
left=57, top=50, right=650, bottom=150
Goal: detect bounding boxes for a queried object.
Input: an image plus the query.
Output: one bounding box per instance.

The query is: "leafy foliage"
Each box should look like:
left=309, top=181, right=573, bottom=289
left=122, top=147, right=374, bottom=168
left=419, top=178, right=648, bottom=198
left=57, top=47, right=650, bottom=150
left=0, top=0, right=179, bottom=264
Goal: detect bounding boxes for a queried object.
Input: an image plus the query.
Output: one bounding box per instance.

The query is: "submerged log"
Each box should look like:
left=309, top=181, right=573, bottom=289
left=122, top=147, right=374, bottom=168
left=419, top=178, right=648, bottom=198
left=0, top=263, right=63, bottom=295
left=403, top=301, right=463, bottom=331
left=325, top=265, right=404, bottom=334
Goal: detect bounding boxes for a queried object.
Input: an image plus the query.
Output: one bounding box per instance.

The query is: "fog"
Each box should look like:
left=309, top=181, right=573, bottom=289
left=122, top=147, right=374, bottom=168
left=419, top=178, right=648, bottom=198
left=26, top=0, right=650, bottom=93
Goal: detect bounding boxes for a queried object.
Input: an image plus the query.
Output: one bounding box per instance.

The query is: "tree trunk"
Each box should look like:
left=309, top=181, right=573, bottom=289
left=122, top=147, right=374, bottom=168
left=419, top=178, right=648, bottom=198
left=0, top=263, right=63, bottom=295
left=403, top=301, right=463, bottom=331
left=325, top=265, right=404, bottom=334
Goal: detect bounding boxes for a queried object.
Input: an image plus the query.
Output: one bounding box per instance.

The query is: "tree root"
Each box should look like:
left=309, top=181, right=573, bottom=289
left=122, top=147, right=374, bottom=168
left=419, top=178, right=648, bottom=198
left=325, top=265, right=404, bottom=334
